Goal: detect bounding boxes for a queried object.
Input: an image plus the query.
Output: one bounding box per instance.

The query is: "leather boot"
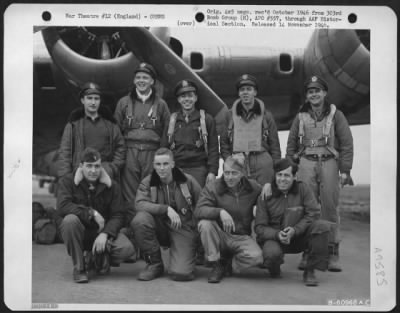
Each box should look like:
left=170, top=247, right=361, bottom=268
left=268, top=263, right=281, bottom=278
left=222, top=257, right=233, bottom=277
left=297, top=251, right=308, bottom=271
left=328, top=243, right=342, bottom=272
left=303, top=268, right=318, bottom=286
left=208, top=260, right=225, bottom=283
left=138, top=251, right=164, bottom=281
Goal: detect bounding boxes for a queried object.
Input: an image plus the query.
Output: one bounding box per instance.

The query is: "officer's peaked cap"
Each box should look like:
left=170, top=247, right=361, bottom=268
left=236, top=74, right=258, bottom=90
left=134, top=62, right=157, bottom=79
left=80, top=82, right=101, bottom=98
left=304, top=75, right=328, bottom=92
left=175, top=79, right=198, bottom=97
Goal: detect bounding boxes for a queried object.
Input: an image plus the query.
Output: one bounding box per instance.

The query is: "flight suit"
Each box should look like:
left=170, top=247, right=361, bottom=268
left=114, top=90, right=170, bottom=221
left=286, top=102, right=353, bottom=271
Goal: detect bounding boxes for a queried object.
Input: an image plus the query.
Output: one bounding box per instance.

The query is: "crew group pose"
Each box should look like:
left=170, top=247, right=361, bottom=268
left=56, top=71, right=353, bottom=286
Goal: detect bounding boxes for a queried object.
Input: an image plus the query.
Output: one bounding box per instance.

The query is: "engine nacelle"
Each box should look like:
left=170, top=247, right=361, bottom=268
left=303, top=29, right=370, bottom=123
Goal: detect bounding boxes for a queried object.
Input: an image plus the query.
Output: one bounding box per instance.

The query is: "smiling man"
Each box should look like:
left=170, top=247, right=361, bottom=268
left=167, top=79, right=219, bottom=188
left=131, top=148, right=202, bottom=281
left=286, top=75, right=354, bottom=272
left=255, top=158, right=330, bottom=286
left=114, top=63, right=170, bottom=223
left=58, top=82, right=126, bottom=181
left=220, top=74, right=281, bottom=185
left=195, top=154, right=263, bottom=283
left=57, top=148, right=135, bottom=283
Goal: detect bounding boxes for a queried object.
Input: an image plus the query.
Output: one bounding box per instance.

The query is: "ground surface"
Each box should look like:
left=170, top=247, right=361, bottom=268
left=31, top=181, right=370, bottom=308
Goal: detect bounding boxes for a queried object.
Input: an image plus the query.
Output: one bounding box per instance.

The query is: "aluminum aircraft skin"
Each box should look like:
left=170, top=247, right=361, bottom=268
left=33, top=26, right=370, bottom=182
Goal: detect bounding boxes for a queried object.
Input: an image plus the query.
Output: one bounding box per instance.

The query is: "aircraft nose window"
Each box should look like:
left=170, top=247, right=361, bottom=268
left=279, top=53, right=293, bottom=73
left=190, top=52, right=204, bottom=70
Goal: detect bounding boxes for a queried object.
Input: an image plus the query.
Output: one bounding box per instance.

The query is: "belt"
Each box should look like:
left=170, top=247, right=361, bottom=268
left=126, top=142, right=159, bottom=151
left=303, top=154, right=334, bottom=161
left=233, top=150, right=266, bottom=156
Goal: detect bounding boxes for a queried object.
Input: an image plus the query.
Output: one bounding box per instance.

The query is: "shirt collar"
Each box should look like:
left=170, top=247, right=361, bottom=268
left=85, top=114, right=100, bottom=122
left=136, top=88, right=153, bottom=103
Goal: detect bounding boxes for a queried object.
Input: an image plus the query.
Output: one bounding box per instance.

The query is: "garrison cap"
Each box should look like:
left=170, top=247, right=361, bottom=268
left=274, top=158, right=298, bottom=174
left=134, top=62, right=157, bottom=79
left=175, top=80, right=198, bottom=97
left=304, top=75, right=328, bottom=92
left=80, top=147, right=101, bottom=163
left=80, top=82, right=101, bottom=98
left=236, top=74, right=258, bottom=90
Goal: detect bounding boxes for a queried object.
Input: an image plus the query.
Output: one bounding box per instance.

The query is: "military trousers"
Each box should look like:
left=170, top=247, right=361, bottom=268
left=297, top=157, right=341, bottom=243
left=198, top=220, right=263, bottom=273
left=246, top=150, right=274, bottom=185
left=60, top=214, right=135, bottom=272
left=131, top=211, right=197, bottom=278
left=261, top=220, right=330, bottom=271
left=180, top=165, right=208, bottom=188
left=121, top=147, right=157, bottom=222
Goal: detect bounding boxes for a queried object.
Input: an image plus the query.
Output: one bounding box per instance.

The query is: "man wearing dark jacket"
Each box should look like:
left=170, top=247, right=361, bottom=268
left=255, top=158, right=330, bottom=286
left=58, top=82, right=126, bottom=180
left=57, top=148, right=135, bottom=283
left=195, top=154, right=263, bottom=283
left=131, top=148, right=202, bottom=281
left=168, top=79, right=219, bottom=187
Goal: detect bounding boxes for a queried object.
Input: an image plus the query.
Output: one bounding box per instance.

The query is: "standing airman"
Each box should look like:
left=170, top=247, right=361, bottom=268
left=220, top=74, right=281, bottom=185
left=286, top=75, right=354, bottom=272
left=114, top=63, right=170, bottom=222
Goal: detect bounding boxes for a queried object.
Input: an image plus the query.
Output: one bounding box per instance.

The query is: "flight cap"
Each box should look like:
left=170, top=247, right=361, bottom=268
left=175, top=79, right=198, bottom=97
left=134, top=62, right=157, bottom=79
left=236, top=74, right=258, bottom=90
left=304, top=75, right=328, bottom=92
left=80, top=82, right=101, bottom=98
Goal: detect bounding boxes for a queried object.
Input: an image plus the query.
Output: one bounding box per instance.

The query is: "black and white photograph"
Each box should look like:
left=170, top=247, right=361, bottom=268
left=3, top=3, right=396, bottom=311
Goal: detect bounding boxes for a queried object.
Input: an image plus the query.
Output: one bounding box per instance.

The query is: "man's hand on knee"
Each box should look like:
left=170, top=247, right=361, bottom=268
left=167, top=206, right=182, bottom=229
left=220, top=209, right=235, bottom=233
left=92, top=232, right=109, bottom=254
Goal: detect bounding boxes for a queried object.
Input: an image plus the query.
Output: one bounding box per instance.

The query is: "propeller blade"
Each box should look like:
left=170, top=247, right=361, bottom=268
left=119, top=27, right=229, bottom=133
left=100, top=37, right=111, bottom=60
left=41, top=27, right=138, bottom=95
